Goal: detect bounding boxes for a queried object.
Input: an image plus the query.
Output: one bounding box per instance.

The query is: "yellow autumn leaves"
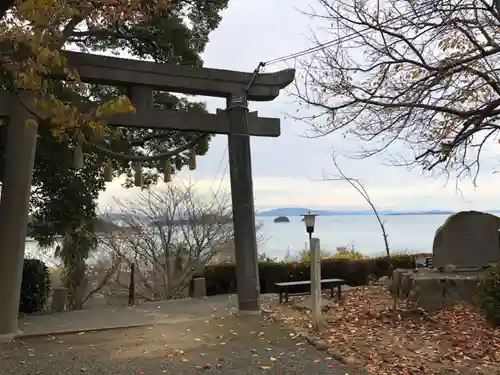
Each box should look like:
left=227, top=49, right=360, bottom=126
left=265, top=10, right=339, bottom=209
left=1, top=0, right=204, bottom=184
left=15, top=0, right=77, bottom=24
left=1, top=0, right=173, bottom=139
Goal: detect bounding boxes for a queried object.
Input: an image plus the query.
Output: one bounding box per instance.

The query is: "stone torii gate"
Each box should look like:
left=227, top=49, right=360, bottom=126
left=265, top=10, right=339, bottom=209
left=0, top=51, right=295, bottom=339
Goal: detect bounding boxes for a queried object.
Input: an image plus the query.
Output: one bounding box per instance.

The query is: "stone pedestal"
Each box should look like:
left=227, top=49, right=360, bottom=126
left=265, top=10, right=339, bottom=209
left=390, top=268, right=482, bottom=312
left=51, top=287, right=68, bottom=312
left=193, top=278, right=206, bottom=298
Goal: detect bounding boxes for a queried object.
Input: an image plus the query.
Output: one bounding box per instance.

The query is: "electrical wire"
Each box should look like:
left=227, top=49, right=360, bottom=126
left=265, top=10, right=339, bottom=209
left=214, top=161, right=228, bottom=198
left=245, top=62, right=266, bottom=92
left=211, top=58, right=265, bottom=200
left=211, top=145, right=227, bottom=183
left=261, top=2, right=439, bottom=67
left=211, top=144, right=228, bottom=196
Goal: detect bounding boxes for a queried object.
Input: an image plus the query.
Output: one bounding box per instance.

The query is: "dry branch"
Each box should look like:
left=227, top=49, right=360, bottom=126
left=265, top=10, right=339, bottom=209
left=322, top=152, right=391, bottom=260
left=295, top=0, right=500, bottom=182
left=94, top=182, right=233, bottom=301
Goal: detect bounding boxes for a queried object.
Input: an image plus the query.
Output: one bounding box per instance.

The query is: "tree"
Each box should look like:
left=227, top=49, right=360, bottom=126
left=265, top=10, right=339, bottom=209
left=295, top=0, right=500, bottom=182
left=323, top=153, right=391, bottom=262
left=15, top=0, right=229, bottom=308
left=1, top=0, right=226, bottom=176
left=29, top=116, right=108, bottom=308
left=95, top=183, right=233, bottom=302
left=0, top=1, right=15, bottom=19
left=0, top=0, right=173, bottom=131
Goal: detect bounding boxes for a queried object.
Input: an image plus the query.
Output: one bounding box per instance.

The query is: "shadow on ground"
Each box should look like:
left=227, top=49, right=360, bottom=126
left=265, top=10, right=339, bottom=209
left=1, top=314, right=371, bottom=375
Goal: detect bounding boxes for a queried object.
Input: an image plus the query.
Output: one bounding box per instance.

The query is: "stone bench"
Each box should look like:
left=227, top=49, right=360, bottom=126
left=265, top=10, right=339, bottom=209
left=275, top=278, right=345, bottom=304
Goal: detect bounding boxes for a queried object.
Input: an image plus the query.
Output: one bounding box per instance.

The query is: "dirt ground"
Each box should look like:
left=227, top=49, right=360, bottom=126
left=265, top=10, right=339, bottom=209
left=269, top=286, right=500, bottom=375
left=0, top=314, right=370, bottom=375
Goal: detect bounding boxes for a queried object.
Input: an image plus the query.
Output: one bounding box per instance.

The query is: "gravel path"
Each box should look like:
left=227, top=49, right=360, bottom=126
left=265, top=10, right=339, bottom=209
left=1, top=314, right=371, bottom=375
left=17, top=295, right=243, bottom=337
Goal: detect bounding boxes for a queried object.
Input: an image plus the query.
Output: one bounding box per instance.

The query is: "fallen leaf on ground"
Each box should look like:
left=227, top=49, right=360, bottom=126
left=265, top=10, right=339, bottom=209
left=195, top=364, right=212, bottom=369
left=269, top=285, right=500, bottom=375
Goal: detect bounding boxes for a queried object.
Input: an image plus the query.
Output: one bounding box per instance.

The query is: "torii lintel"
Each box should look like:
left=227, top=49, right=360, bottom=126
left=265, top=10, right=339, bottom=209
left=59, top=51, right=295, bottom=101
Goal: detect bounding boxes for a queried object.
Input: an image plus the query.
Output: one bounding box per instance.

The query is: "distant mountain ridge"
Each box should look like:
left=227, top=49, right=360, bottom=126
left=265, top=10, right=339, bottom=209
left=255, top=207, right=460, bottom=217
left=100, top=208, right=500, bottom=220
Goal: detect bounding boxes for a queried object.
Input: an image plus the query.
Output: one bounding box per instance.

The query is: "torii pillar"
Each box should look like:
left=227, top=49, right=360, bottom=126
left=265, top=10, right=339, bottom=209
left=0, top=93, right=38, bottom=341
left=226, top=95, right=260, bottom=312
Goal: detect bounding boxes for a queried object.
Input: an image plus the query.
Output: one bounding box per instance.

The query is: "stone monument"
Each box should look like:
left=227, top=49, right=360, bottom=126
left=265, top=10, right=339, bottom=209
left=389, top=211, right=500, bottom=312
left=433, top=210, right=500, bottom=269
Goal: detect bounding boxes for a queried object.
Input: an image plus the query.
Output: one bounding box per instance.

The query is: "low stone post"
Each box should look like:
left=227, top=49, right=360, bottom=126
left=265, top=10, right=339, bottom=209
left=128, top=263, right=135, bottom=306
left=390, top=268, right=406, bottom=296
left=51, top=287, right=68, bottom=313
left=310, top=237, right=322, bottom=331
left=193, top=277, right=206, bottom=298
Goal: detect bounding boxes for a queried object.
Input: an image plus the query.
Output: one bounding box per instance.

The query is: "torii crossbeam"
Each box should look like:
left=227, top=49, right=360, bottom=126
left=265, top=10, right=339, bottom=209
left=0, top=51, right=295, bottom=339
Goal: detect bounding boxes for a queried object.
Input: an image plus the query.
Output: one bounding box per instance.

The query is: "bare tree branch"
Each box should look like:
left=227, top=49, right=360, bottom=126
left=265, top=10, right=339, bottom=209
left=321, top=152, right=391, bottom=260
left=294, top=0, right=500, bottom=183
left=94, top=182, right=234, bottom=301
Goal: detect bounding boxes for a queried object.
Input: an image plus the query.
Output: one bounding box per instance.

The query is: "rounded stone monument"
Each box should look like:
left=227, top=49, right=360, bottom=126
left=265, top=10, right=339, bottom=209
left=433, top=210, right=500, bottom=269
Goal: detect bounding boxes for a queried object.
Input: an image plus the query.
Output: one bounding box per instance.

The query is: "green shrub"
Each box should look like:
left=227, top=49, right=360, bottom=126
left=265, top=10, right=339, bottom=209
left=298, top=248, right=334, bottom=262
left=298, top=245, right=365, bottom=262
left=193, top=255, right=415, bottom=296
left=328, top=247, right=366, bottom=260
left=19, top=258, right=51, bottom=314
left=475, top=263, right=500, bottom=326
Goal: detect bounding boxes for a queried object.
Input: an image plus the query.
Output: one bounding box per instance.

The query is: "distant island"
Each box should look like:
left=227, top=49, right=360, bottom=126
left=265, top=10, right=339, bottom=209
left=255, top=207, right=465, bottom=217
left=273, top=216, right=290, bottom=223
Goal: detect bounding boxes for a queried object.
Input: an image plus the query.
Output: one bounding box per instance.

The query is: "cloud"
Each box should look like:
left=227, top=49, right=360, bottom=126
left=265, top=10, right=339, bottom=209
left=98, top=171, right=500, bottom=212
left=96, top=0, right=500, bottom=212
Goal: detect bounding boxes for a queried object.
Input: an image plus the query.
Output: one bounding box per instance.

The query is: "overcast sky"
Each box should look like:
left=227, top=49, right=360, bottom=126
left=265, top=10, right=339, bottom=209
left=99, top=0, right=500, bottom=212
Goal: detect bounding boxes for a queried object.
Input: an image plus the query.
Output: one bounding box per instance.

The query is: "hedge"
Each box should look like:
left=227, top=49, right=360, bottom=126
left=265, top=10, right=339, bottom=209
left=192, top=254, right=416, bottom=296
left=19, top=258, right=51, bottom=314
